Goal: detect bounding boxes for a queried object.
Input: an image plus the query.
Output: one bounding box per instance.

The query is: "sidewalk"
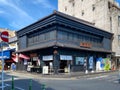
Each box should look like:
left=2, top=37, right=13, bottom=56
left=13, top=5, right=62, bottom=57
left=4, top=70, right=118, bottom=79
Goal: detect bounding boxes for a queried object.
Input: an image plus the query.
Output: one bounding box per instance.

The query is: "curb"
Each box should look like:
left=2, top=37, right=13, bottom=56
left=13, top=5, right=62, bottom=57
left=3, top=70, right=118, bottom=79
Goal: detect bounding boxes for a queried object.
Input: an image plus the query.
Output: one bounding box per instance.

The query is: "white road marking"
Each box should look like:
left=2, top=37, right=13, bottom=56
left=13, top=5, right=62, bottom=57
left=0, top=84, right=10, bottom=88
left=15, top=86, right=25, bottom=90
left=0, top=77, right=21, bottom=82
left=87, top=75, right=108, bottom=80
left=0, top=85, right=7, bottom=88
left=113, top=80, right=119, bottom=83
left=4, top=84, right=11, bottom=86
left=0, top=83, right=25, bottom=90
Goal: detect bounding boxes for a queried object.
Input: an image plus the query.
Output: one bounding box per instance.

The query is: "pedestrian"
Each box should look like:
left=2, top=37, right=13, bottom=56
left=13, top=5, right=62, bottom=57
left=11, top=63, right=14, bottom=71
left=13, top=63, right=16, bottom=71
left=11, top=63, right=16, bottom=71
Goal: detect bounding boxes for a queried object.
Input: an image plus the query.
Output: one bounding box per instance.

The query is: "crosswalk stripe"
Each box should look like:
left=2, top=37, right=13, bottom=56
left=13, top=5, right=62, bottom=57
left=0, top=83, right=25, bottom=90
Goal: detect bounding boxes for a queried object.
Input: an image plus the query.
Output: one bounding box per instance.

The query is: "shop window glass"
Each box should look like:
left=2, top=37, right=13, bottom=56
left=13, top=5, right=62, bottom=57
left=39, top=34, right=45, bottom=42
left=79, top=35, right=82, bottom=41
left=45, top=32, right=50, bottom=40
left=58, top=31, right=67, bottom=40
left=33, top=35, right=38, bottom=43
left=85, top=36, right=88, bottom=42
left=28, top=37, right=33, bottom=46
left=73, top=34, right=78, bottom=41
left=68, top=33, right=73, bottom=41
left=31, top=37, right=34, bottom=44
left=82, top=36, right=86, bottom=42
left=75, top=57, right=84, bottom=65
left=50, top=31, right=56, bottom=40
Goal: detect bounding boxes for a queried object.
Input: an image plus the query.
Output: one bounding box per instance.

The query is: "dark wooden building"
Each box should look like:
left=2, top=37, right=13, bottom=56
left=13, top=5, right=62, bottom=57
left=16, top=11, right=113, bottom=73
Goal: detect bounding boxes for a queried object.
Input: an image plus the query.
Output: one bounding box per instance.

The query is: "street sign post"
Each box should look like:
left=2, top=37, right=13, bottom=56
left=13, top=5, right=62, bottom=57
left=0, top=31, right=9, bottom=90
left=1, top=31, right=9, bottom=42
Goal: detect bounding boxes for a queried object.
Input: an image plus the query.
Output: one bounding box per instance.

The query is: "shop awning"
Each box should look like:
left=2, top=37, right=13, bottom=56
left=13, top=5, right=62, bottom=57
left=12, top=57, right=17, bottom=62
left=19, top=53, right=30, bottom=60
left=5, top=59, right=14, bottom=63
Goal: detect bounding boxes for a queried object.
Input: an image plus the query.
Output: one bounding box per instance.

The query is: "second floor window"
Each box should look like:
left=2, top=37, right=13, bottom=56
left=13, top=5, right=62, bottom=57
left=82, top=10, right=84, bottom=16
left=118, top=35, right=120, bottom=47
left=118, top=16, right=120, bottom=26
left=92, top=4, right=95, bottom=11
left=65, top=6, right=67, bottom=11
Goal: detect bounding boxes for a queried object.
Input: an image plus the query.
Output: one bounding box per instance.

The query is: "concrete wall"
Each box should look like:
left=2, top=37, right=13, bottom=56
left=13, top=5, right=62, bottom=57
left=58, top=0, right=120, bottom=57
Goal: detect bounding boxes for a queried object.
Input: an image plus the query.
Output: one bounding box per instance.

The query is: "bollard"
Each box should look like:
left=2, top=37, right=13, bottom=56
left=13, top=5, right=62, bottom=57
left=41, top=84, right=46, bottom=90
left=11, top=76, right=14, bottom=90
left=29, top=79, right=32, bottom=90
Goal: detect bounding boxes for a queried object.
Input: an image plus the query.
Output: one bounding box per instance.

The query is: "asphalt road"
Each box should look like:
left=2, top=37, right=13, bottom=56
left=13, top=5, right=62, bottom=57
left=0, top=71, right=120, bottom=90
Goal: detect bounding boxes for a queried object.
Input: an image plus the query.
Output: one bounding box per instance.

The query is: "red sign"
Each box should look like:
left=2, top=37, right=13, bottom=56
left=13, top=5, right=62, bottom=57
left=80, top=42, right=92, bottom=48
left=0, top=31, right=9, bottom=42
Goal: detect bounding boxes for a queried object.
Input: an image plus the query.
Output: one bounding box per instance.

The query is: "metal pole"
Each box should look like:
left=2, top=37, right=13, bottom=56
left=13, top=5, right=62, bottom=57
left=1, top=41, right=4, bottom=90
left=12, top=76, right=14, bottom=90
left=41, top=84, right=46, bottom=90
left=29, top=79, right=32, bottom=90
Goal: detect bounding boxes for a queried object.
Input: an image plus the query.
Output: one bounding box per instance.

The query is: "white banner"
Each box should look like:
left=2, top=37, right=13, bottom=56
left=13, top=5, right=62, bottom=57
left=60, top=55, right=72, bottom=60
left=43, top=55, right=53, bottom=61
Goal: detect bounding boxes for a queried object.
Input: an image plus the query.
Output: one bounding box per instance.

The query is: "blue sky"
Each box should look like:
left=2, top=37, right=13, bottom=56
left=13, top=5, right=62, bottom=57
left=0, top=0, right=120, bottom=31
left=0, top=0, right=57, bottom=30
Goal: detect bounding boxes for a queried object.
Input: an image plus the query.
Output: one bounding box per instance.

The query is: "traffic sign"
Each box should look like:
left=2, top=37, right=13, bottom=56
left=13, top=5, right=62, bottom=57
left=0, top=31, right=9, bottom=42
left=0, top=31, right=9, bottom=90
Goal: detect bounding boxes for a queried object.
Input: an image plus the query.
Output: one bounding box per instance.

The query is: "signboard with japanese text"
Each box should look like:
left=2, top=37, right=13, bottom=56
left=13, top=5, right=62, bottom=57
left=0, top=50, right=10, bottom=59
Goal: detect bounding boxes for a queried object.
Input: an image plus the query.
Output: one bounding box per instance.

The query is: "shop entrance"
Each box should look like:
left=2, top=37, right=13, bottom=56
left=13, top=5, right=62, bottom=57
left=60, top=60, right=72, bottom=73
left=44, top=61, right=53, bottom=68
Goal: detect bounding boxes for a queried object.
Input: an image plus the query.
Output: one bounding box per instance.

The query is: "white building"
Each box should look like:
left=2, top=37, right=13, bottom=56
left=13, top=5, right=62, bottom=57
left=58, top=0, right=120, bottom=69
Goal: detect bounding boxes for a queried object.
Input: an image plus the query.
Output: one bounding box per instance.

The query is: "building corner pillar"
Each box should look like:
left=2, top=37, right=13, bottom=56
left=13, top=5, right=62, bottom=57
left=53, top=50, right=59, bottom=74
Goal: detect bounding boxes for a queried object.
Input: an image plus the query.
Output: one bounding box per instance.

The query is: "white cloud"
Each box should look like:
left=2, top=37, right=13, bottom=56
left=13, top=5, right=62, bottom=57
left=33, top=0, right=56, bottom=10
left=0, top=10, right=4, bottom=14
left=9, top=21, right=27, bottom=30
left=0, top=0, right=35, bottom=29
left=0, top=0, right=33, bottom=20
